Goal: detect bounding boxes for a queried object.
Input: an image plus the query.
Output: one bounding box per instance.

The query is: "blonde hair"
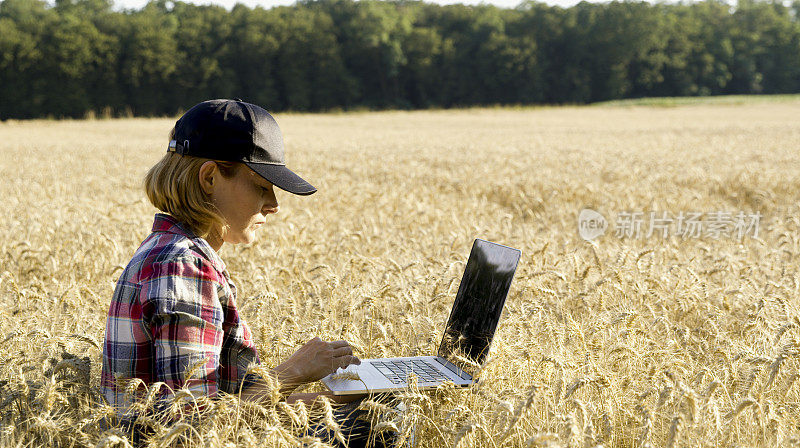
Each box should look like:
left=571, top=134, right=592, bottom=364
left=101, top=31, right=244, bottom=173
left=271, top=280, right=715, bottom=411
left=144, top=152, right=240, bottom=240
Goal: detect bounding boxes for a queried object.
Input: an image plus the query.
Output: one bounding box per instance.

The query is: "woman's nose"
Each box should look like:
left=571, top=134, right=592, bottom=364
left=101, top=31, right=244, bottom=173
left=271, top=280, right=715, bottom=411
left=263, top=203, right=280, bottom=215
left=262, top=189, right=279, bottom=214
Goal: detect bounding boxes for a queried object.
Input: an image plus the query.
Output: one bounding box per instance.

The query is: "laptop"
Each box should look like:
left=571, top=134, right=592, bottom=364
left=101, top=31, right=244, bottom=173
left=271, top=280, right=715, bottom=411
left=322, top=239, right=521, bottom=395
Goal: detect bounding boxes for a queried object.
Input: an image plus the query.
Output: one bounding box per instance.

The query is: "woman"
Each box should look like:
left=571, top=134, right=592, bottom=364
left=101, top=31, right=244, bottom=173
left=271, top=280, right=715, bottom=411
left=100, top=99, right=375, bottom=445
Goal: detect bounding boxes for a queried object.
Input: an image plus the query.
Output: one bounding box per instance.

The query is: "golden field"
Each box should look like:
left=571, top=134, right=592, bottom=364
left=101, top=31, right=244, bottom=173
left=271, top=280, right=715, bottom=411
left=0, top=99, right=799, bottom=447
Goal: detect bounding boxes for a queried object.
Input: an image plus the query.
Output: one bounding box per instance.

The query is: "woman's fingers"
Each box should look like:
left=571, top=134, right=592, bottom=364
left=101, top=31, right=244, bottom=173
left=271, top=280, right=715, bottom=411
left=328, top=341, right=360, bottom=365
left=291, top=338, right=362, bottom=377
left=330, top=344, right=353, bottom=358
left=336, top=355, right=360, bottom=370
left=328, top=340, right=351, bottom=349
left=329, top=342, right=360, bottom=369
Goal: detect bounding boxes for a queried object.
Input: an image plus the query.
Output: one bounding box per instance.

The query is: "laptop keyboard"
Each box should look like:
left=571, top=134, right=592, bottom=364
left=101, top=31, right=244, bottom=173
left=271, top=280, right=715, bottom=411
left=371, top=359, right=451, bottom=384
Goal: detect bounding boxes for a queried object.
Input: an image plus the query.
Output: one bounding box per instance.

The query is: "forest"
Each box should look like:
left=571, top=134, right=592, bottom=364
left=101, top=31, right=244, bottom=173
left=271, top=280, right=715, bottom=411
left=1, top=0, right=798, bottom=118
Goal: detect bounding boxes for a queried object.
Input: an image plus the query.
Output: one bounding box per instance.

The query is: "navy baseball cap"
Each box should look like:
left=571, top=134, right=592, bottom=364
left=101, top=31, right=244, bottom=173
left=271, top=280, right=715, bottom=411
left=168, top=99, right=316, bottom=195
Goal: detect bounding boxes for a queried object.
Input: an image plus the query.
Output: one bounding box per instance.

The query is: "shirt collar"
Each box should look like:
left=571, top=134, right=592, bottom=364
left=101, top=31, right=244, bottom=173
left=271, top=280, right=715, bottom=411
left=151, top=213, right=227, bottom=272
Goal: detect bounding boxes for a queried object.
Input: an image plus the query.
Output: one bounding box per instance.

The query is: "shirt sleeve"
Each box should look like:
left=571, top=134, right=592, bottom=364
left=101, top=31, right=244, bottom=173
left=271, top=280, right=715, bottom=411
left=216, top=280, right=262, bottom=395
left=139, top=254, right=226, bottom=399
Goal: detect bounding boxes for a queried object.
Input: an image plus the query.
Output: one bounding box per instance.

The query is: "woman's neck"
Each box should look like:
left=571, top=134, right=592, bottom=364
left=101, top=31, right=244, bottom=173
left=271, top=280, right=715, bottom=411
left=206, top=230, right=224, bottom=252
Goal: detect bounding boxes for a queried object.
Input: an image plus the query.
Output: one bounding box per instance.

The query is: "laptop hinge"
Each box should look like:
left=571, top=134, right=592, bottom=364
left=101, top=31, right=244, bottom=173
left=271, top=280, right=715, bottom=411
left=435, top=356, right=473, bottom=381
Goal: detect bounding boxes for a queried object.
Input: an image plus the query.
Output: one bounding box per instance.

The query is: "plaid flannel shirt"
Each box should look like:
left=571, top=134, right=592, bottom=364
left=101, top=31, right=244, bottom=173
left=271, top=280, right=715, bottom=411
left=101, top=213, right=260, bottom=413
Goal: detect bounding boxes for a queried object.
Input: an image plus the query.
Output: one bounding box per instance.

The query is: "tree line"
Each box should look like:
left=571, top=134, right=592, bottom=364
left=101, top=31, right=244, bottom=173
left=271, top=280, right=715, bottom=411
left=1, top=0, right=799, bottom=118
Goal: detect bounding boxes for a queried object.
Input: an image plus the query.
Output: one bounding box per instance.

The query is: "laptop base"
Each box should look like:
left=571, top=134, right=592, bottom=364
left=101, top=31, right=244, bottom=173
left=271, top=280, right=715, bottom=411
left=322, top=356, right=472, bottom=395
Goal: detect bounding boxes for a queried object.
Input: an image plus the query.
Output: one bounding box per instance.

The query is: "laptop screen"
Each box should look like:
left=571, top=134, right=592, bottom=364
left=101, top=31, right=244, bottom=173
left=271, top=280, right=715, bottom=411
left=437, top=239, right=520, bottom=379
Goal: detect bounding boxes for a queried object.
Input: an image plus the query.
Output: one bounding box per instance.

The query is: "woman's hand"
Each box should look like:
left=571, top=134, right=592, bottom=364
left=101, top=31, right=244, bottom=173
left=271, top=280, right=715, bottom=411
left=242, top=337, right=361, bottom=405
left=274, top=337, right=361, bottom=386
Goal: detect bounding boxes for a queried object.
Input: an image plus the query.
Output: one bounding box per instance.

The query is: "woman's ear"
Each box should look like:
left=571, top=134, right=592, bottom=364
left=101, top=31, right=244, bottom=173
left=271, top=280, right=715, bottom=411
left=198, top=161, right=217, bottom=195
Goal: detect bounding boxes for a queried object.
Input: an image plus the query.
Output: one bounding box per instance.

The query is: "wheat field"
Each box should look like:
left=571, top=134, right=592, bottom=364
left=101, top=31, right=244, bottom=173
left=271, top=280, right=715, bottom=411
left=0, top=100, right=799, bottom=447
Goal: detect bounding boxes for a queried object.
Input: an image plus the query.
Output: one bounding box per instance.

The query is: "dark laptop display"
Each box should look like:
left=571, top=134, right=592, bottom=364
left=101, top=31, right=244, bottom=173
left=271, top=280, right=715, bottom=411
left=437, top=239, right=521, bottom=378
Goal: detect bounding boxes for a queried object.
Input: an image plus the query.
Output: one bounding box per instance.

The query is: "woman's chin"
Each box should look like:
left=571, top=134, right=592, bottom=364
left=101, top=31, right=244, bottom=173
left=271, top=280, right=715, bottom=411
left=242, top=230, right=258, bottom=244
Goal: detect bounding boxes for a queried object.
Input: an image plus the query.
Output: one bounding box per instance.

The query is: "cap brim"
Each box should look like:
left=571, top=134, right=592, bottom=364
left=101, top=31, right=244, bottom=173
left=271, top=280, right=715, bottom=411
left=245, top=162, right=317, bottom=195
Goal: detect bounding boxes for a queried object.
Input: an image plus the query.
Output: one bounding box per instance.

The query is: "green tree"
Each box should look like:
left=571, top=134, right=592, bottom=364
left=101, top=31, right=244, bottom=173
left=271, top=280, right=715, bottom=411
left=0, top=0, right=53, bottom=118
left=224, top=5, right=281, bottom=108
left=400, top=25, right=443, bottom=107
left=686, top=0, right=734, bottom=95
left=730, top=0, right=800, bottom=93
left=169, top=2, right=236, bottom=107
left=2, top=0, right=800, bottom=118
left=267, top=3, right=356, bottom=110
left=40, top=0, right=117, bottom=116
left=321, top=0, right=411, bottom=107
left=117, top=0, right=179, bottom=115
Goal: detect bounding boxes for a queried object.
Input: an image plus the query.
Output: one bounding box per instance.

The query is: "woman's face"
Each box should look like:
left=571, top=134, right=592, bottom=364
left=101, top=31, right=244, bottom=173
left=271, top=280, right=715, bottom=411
left=206, top=162, right=279, bottom=247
